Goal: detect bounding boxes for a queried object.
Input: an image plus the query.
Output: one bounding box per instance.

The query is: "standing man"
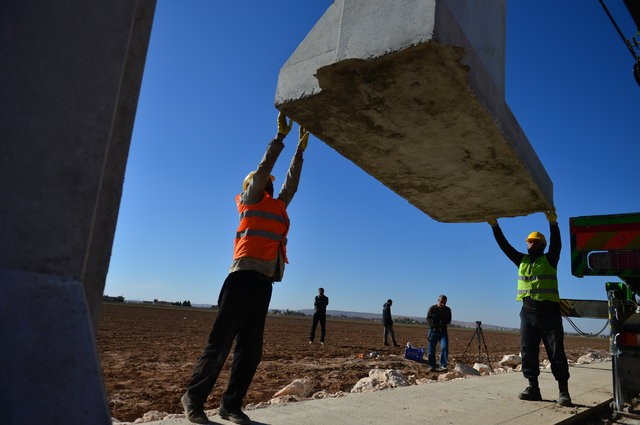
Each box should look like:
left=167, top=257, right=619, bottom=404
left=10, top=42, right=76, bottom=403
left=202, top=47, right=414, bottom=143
left=382, top=299, right=400, bottom=347
left=308, top=287, right=329, bottom=345
left=488, top=209, right=571, bottom=407
left=181, top=112, right=310, bottom=424
left=426, top=295, right=452, bottom=372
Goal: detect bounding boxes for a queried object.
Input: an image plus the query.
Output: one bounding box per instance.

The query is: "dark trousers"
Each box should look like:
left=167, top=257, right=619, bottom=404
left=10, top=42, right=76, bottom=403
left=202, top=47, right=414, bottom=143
left=383, top=324, right=397, bottom=344
left=520, top=307, right=570, bottom=384
left=185, top=270, right=273, bottom=411
left=309, top=312, right=326, bottom=342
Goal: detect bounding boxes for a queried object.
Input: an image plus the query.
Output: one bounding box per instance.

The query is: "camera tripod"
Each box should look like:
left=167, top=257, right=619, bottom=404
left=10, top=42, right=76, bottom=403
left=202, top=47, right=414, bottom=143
left=461, top=321, right=493, bottom=370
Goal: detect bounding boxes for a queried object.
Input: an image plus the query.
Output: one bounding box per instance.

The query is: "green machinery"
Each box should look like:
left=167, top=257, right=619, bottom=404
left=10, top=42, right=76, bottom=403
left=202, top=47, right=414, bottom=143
left=569, top=212, right=640, bottom=415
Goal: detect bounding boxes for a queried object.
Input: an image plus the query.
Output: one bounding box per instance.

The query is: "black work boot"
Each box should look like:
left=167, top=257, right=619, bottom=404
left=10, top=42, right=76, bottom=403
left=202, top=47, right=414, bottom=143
left=520, top=378, right=543, bottom=400
left=518, top=385, right=542, bottom=401
left=218, top=405, right=251, bottom=425
left=181, top=392, right=209, bottom=424
left=558, top=382, right=572, bottom=406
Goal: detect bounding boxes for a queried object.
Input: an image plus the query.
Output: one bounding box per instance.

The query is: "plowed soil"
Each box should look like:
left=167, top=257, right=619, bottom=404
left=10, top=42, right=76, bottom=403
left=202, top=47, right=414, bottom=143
left=97, top=302, right=609, bottom=422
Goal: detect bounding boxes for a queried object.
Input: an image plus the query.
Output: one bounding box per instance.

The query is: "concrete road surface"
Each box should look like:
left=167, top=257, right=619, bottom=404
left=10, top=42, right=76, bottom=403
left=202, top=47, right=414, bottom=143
left=143, top=362, right=612, bottom=425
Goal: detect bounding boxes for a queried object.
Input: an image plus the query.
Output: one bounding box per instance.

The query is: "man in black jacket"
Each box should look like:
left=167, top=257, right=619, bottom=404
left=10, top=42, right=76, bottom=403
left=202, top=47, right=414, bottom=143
left=309, top=287, right=329, bottom=344
left=426, top=295, right=452, bottom=371
left=382, top=299, right=399, bottom=347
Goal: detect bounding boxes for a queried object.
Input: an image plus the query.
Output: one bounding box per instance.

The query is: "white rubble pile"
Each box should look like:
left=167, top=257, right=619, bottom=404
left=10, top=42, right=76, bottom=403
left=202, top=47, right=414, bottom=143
left=576, top=350, right=609, bottom=364
left=272, top=378, right=314, bottom=398
left=350, top=369, right=410, bottom=393
left=311, top=390, right=347, bottom=399
left=438, top=370, right=463, bottom=381
left=473, top=362, right=491, bottom=375
left=498, top=354, right=522, bottom=368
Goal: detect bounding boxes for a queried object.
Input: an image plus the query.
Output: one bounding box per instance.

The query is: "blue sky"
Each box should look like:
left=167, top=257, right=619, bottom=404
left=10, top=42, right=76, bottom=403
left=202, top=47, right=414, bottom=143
left=105, top=1, right=638, bottom=334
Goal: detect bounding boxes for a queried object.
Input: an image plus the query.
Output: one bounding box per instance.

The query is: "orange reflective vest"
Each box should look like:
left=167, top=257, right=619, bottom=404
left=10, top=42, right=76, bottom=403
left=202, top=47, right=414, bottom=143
left=233, top=193, right=290, bottom=263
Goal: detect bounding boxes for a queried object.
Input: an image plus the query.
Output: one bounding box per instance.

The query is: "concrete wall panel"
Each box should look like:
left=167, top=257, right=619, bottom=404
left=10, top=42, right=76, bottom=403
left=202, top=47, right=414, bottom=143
left=0, top=0, right=156, bottom=422
left=0, top=0, right=156, bottom=324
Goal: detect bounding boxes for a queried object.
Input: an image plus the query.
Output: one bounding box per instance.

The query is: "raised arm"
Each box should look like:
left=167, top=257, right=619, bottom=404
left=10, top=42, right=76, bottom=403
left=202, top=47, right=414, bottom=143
left=545, top=209, right=561, bottom=268
left=488, top=218, right=525, bottom=267
left=242, top=112, right=292, bottom=204
left=277, top=126, right=309, bottom=207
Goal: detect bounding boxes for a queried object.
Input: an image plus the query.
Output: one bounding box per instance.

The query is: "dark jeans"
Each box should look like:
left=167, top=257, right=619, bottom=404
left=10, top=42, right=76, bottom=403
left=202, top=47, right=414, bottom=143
left=309, top=312, right=326, bottom=342
left=185, top=270, right=273, bottom=411
left=520, top=307, right=570, bottom=384
left=383, top=324, right=397, bottom=344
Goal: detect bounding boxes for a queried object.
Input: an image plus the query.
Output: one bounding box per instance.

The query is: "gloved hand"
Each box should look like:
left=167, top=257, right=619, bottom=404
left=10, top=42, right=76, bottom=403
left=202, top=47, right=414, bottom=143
left=277, top=111, right=293, bottom=137
left=487, top=218, right=498, bottom=227
left=298, top=126, right=309, bottom=151
left=545, top=208, right=557, bottom=224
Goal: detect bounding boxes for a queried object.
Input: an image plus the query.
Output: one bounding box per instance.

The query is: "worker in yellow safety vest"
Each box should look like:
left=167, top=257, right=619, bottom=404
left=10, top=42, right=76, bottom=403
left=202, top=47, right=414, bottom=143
left=181, top=112, right=309, bottom=425
left=488, top=209, right=571, bottom=407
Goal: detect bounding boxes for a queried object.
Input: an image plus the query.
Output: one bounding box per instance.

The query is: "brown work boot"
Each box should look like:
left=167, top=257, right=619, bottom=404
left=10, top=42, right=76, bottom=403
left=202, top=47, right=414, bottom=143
left=518, top=386, right=542, bottom=401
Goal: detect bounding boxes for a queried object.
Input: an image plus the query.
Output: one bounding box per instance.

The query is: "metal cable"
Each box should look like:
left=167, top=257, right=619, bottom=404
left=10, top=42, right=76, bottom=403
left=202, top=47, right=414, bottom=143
left=563, top=316, right=610, bottom=337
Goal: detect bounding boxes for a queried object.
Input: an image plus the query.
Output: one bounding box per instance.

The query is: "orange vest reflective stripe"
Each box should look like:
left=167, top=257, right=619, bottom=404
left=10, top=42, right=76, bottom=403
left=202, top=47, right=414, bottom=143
left=234, top=193, right=290, bottom=263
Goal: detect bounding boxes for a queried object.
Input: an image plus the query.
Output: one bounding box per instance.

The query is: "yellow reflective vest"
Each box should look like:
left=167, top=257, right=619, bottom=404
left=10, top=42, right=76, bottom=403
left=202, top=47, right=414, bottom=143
left=517, top=255, right=559, bottom=302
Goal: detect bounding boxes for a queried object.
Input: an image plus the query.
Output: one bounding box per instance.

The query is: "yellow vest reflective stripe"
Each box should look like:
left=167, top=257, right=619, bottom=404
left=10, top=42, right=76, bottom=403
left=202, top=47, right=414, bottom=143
left=517, top=255, right=559, bottom=302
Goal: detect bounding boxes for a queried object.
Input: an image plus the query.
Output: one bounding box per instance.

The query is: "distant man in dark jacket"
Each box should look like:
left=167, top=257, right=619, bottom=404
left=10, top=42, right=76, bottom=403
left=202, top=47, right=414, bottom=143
left=309, top=287, right=329, bottom=344
left=426, top=295, right=452, bottom=371
left=382, top=299, right=399, bottom=346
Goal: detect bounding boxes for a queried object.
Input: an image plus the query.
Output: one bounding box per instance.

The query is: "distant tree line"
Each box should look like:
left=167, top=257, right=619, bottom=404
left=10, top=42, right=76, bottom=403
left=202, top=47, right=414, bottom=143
left=154, top=299, right=192, bottom=307
left=102, top=295, right=192, bottom=307
left=269, top=309, right=306, bottom=316
left=103, top=295, right=125, bottom=303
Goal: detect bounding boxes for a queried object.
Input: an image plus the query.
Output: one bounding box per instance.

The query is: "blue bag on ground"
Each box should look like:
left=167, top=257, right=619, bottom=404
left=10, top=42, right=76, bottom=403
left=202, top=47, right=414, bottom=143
left=403, top=343, right=424, bottom=363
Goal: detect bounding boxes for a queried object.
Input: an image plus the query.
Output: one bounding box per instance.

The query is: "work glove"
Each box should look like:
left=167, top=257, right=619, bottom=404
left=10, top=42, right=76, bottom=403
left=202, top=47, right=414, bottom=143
left=545, top=208, right=557, bottom=224
left=487, top=218, right=498, bottom=227
left=298, top=126, right=309, bottom=151
left=277, top=111, right=293, bottom=137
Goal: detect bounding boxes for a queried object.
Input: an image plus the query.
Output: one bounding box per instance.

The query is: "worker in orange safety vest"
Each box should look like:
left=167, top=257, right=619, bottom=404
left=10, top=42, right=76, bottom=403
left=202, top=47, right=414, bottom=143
left=181, top=111, right=309, bottom=425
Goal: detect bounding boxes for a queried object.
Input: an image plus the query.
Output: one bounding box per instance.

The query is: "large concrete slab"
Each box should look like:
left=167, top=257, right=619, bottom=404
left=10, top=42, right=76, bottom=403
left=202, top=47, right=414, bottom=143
left=275, top=0, right=553, bottom=223
left=146, top=362, right=613, bottom=425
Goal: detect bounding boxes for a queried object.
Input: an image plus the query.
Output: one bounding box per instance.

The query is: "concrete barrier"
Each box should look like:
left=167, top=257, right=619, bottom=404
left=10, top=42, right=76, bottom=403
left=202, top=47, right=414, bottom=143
left=276, top=0, right=553, bottom=222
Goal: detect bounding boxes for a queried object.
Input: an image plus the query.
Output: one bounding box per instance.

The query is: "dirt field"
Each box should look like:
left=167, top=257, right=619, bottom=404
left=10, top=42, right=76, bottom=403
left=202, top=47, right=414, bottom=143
left=97, top=302, right=609, bottom=422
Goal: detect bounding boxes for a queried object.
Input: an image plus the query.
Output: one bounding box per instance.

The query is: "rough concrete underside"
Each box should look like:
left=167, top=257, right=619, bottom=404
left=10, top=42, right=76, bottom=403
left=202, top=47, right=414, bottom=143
left=276, top=0, right=553, bottom=223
